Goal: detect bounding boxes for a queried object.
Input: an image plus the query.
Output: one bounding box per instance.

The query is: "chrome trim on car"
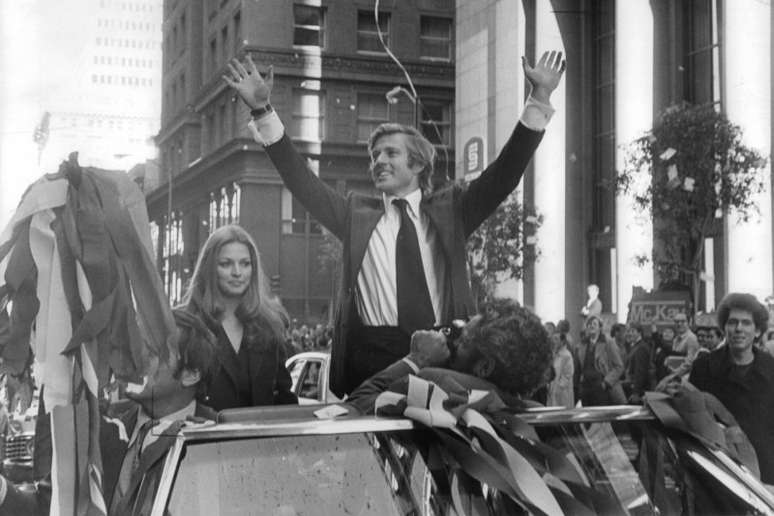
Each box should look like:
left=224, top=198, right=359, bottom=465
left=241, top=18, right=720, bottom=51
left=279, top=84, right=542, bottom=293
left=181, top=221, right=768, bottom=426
left=520, top=405, right=654, bottom=424
left=685, top=449, right=774, bottom=513
left=709, top=447, right=774, bottom=508
left=150, top=436, right=186, bottom=516
left=179, top=417, right=416, bottom=442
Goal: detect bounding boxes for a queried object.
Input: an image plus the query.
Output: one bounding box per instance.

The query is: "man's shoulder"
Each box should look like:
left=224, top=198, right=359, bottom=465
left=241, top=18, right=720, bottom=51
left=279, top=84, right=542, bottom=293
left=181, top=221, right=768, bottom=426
left=753, top=348, right=774, bottom=374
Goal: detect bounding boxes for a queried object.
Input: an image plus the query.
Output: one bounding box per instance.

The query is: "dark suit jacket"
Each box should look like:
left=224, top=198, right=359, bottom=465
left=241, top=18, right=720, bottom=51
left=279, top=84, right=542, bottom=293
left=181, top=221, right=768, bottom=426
left=264, top=123, right=544, bottom=397
left=626, top=339, right=652, bottom=398
left=0, top=402, right=216, bottom=516
left=690, top=347, right=774, bottom=484
left=200, top=319, right=297, bottom=410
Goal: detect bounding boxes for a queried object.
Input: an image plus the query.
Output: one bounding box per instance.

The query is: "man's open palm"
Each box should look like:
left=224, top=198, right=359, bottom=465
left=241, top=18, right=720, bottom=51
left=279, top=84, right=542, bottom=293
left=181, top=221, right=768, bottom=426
left=522, top=50, right=566, bottom=101
left=223, top=55, right=273, bottom=109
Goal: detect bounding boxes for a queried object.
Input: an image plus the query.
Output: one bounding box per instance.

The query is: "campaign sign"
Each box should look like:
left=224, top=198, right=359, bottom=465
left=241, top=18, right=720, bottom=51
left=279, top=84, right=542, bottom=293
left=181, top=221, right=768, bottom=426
left=627, top=290, right=691, bottom=328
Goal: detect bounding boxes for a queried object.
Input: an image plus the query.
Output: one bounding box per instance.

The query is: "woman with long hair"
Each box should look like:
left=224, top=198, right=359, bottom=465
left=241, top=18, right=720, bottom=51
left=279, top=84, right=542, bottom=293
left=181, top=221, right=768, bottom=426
left=181, top=224, right=297, bottom=410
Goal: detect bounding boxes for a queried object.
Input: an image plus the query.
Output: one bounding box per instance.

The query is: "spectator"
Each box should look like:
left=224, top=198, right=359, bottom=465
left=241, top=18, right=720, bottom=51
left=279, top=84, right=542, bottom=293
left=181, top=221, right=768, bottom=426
left=672, top=312, right=699, bottom=359
left=652, top=325, right=680, bottom=381
left=623, top=323, right=651, bottom=404
left=580, top=284, right=603, bottom=319
left=575, top=316, right=626, bottom=406
left=610, top=322, right=628, bottom=362
left=547, top=330, right=574, bottom=408
left=690, top=293, right=774, bottom=484
left=696, top=326, right=723, bottom=353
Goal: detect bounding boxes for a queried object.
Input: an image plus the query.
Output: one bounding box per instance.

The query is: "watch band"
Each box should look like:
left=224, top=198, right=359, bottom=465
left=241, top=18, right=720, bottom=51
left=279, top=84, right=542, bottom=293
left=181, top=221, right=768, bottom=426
left=250, top=104, right=274, bottom=118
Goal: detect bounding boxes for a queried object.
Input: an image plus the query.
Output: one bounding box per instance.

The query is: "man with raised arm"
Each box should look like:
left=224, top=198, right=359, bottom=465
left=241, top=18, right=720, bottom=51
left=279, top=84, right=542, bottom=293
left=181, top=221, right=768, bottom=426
left=225, top=51, right=565, bottom=397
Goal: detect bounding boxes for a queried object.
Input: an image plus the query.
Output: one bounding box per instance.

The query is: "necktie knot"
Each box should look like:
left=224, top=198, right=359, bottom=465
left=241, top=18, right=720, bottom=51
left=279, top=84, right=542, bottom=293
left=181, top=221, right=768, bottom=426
left=393, top=198, right=409, bottom=214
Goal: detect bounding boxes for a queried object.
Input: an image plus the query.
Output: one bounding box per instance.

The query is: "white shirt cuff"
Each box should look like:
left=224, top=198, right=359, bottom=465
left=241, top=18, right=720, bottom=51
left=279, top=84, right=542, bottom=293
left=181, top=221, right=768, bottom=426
left=402, top=357, right=420, bottom=374
left=519, top=95, right=555, bottom=131
left=247, top=111, right=285, bottom=146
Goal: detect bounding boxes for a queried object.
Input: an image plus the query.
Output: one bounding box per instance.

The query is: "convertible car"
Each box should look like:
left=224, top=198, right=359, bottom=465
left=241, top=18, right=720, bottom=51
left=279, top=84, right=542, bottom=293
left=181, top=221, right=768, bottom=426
left=140, top=403, right=774, bottom=515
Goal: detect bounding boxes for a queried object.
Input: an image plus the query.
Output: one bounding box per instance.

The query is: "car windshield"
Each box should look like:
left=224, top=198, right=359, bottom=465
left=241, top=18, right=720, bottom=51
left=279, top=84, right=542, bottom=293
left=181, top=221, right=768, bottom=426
left=160, top=417, right=770, bottom=516
left=165, top=431, right=418, bottom=515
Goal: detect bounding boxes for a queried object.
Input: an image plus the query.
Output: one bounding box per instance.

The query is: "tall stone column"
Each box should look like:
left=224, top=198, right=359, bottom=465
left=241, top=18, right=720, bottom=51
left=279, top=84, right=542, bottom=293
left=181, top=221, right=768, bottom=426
left=615, top=0, right=654, bottom=319
left=532, top=0, right=567, bottom=322
left=456, top=0, right=528, bottom=303
left=723, top=0, right=772, bottom=300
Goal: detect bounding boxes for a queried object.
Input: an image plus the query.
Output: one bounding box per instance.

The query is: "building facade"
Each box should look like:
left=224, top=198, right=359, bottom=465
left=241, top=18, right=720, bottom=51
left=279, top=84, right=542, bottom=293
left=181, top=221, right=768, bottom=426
left=149, top=0, right=455, bottom=322
left=457, top=0, right=772, bottom=324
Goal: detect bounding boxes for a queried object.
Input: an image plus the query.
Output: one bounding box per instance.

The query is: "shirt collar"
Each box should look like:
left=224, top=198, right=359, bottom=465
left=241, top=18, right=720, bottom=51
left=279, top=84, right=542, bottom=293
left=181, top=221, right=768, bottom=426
left=383, top=188, right=423, bottom=218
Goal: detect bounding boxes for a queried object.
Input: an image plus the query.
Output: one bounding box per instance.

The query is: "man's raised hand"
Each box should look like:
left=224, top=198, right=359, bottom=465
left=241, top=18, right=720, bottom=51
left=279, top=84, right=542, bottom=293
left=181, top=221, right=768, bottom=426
left=223, top=55, right=273, bottom=110
left=522, top=50, right=566, bottom=104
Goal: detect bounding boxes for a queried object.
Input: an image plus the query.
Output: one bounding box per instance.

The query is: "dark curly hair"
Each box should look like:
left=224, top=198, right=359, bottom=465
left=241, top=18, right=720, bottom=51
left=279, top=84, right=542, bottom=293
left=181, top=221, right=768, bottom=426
left=479, top=297, right=522, bottom=322
left=717, top=292, right=769, bottom=334
left=466, top=307, right=552, bottom=398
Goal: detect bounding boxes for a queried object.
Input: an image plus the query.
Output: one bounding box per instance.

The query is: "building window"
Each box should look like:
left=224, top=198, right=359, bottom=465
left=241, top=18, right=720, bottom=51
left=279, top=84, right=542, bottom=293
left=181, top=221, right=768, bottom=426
left=282, top=186, right=322, bottom=235
left=683, top=0, right=721, bottom=106
left=290, top=89, right=325, bottom=141
left=419, top=16, right=452, bottom=60
left=357, top=10, right=389, bottom=53
left=161, top=210, right=184, bottom=305
left=356, top=93, right=388, bottom=142
left=420, top=100, right=451, bottom=145
left=293, top=4, right=324, bottom=47
left=209, top=182, right=241, bottom=232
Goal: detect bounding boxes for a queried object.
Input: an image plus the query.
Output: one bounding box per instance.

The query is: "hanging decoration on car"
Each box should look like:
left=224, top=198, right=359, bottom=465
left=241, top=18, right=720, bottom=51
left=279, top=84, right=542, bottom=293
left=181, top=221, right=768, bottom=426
left=0, top=152, right=177, bottom=515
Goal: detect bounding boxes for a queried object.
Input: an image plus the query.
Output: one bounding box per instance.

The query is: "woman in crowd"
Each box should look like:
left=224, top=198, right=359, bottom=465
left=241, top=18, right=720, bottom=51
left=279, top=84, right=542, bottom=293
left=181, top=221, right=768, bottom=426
left=181, top=224, right=297, bottom=410
left=547, top=320, right=574, bottom=408
left=575, top=315, right=626, bottom=405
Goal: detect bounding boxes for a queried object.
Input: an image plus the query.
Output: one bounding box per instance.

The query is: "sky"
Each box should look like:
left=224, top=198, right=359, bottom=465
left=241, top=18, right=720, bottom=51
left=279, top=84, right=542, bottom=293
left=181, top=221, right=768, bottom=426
left=0, top=0, right=161, bottom=230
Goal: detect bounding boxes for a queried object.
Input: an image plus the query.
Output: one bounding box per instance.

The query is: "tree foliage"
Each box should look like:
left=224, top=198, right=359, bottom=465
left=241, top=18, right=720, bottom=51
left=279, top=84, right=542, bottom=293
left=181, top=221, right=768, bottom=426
left=466, top=193, right=542, bottom=308
left=616, top=103, right=767, bottom=302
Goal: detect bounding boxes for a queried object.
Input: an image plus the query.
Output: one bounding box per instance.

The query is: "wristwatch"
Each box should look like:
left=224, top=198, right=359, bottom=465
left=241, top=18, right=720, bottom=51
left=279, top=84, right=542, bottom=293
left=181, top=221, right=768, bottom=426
left=250, top=104, right=274, bottom=119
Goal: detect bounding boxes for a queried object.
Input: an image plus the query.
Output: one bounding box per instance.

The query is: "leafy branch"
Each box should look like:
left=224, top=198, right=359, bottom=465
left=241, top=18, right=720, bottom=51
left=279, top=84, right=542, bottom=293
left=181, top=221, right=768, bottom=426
left=466, top=193, right=542, bottom=308
left=616, top=103, right=767, bottom=305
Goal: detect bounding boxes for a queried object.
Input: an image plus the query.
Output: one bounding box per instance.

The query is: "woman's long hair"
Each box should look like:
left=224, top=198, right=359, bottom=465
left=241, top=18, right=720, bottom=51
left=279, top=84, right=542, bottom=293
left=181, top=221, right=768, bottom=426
left=181, top=224, right=288, bottom=340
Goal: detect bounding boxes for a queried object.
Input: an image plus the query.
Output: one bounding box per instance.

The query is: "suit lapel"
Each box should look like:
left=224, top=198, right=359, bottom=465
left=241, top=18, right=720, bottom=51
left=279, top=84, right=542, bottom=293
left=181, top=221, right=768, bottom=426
left=422, top=195, right=454, bottom=259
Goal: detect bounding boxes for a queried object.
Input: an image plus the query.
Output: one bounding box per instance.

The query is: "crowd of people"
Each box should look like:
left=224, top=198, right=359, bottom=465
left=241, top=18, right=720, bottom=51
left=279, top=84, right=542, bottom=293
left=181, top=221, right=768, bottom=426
left=541, top=293, right=774, bottom=484
left=284, top=321, right=333, bottom=357
left=541, top=305, right=774, bottom=410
